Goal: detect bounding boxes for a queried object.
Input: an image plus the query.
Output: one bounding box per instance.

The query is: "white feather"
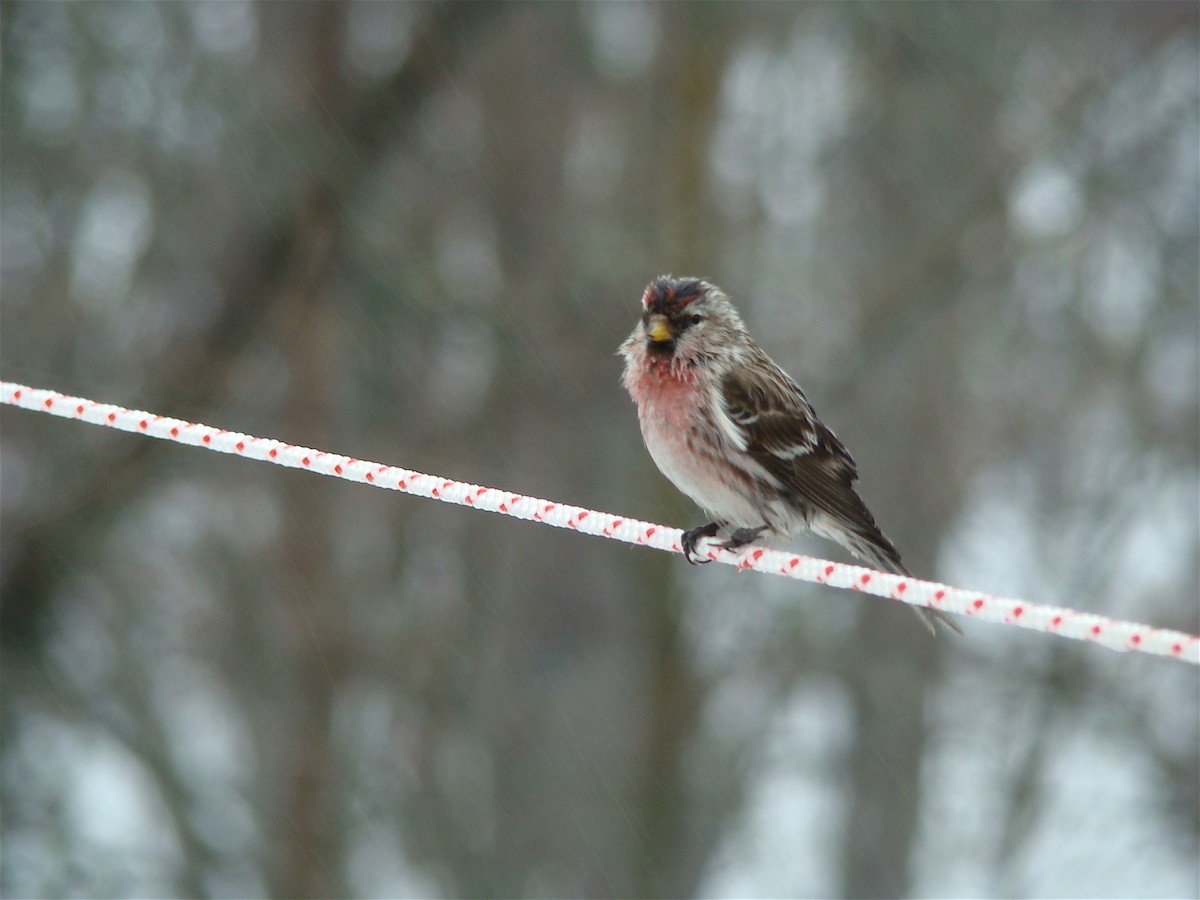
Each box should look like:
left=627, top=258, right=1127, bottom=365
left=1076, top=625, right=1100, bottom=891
left=712, top=384, right=750, bottom=452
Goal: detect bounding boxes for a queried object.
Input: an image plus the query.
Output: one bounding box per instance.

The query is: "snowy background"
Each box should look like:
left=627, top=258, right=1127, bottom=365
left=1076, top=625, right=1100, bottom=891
left=2, top=3, right=1197, bottom=898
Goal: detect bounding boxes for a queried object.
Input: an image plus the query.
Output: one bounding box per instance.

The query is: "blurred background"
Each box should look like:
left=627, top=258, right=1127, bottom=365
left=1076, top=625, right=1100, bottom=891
left=2, top=3, right=1197, bottom=898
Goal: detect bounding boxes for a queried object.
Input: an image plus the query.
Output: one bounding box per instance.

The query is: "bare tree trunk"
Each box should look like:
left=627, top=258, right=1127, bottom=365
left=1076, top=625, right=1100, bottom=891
left=835, top=10, right=998, bottom=893
left=268, top=187, right=346, bottom=899
left=841, top=609, right=940, bottom=897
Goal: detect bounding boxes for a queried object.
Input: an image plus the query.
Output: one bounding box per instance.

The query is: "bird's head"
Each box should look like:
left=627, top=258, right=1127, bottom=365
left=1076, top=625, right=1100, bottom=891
left=634, top=276, right=748, bottom=362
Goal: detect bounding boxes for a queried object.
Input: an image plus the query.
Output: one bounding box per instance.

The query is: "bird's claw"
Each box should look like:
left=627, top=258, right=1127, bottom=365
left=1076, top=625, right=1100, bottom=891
left=716, top=526, right=768, bottom=553
left=681, top=522, right=720, bottom=564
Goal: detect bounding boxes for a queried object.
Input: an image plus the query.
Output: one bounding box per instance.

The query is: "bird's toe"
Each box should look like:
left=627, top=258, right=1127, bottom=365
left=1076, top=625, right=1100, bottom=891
left=681, top=522, right=720, bottom=564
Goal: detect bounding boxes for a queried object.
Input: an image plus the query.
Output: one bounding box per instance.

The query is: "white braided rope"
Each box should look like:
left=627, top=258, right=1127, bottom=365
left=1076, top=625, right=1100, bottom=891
left=4, top=381, right=1196, bottom=665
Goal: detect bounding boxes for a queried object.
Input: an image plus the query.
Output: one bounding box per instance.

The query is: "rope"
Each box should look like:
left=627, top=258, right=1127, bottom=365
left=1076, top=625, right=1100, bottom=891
left=3, top=380, right=1196, bottom=665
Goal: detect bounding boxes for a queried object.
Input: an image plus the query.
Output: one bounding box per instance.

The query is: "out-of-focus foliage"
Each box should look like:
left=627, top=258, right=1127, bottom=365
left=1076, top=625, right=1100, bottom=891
left=1, top=3, right=1196, bottom=898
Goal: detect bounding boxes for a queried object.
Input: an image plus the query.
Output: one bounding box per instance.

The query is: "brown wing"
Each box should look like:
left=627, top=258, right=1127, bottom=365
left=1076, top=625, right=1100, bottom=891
left=718, top=349, right=888, bottom=541
left=721, top=350, right=963, bottom=635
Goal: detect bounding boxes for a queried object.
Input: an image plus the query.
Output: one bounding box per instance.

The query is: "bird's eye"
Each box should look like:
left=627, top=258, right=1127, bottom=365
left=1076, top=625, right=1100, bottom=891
left=691, top=314, right=702, bottom=326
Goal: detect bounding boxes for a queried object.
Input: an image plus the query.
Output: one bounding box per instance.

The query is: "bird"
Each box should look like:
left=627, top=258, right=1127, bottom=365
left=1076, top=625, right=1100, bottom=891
left=619, top=275, right=961, bottom=636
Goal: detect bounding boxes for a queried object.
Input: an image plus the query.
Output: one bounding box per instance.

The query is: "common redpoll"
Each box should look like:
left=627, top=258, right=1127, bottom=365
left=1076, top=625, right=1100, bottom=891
left=620, top=276, right=961, bottom=636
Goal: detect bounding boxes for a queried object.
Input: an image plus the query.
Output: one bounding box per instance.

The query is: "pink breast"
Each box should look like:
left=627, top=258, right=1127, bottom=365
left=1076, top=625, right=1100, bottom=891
left=626, top=356, right=701, bottom=431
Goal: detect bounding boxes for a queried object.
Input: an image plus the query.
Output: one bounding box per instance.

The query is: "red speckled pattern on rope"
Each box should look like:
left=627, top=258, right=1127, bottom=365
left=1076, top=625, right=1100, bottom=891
left=4, top=381, right=1196, bottom=665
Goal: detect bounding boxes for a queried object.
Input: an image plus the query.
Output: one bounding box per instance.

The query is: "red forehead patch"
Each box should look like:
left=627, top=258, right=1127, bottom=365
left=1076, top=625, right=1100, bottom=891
left=642, top=277, right=704, bottom=313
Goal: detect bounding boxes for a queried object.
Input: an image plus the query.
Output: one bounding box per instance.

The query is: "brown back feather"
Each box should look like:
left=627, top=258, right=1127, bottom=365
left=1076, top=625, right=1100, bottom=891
left=719, top=350, right=899, bottom=561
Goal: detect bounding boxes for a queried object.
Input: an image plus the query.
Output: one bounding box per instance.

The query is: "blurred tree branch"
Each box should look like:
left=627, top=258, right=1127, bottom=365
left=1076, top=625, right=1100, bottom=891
left=0, top=3, right=498, bottom=658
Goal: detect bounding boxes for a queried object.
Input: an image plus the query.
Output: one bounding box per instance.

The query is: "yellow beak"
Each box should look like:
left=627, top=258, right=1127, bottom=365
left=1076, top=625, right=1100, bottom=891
left=646, top=314, right=673, bottom=343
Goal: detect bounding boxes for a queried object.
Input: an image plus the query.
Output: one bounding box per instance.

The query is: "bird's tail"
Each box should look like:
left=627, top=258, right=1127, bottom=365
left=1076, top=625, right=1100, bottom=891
left=843, top=531, right=963, bottom=637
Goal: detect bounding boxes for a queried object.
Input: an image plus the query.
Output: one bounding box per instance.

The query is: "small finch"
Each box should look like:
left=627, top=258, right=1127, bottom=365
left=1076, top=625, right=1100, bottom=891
left=620, top=276, right=961, bottom=636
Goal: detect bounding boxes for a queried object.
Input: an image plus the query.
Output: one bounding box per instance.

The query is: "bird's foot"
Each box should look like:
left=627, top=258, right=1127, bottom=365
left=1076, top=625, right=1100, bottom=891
left=681, top=522, right=720, bottom=564
left=717, top=526, right=768, bottom=553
